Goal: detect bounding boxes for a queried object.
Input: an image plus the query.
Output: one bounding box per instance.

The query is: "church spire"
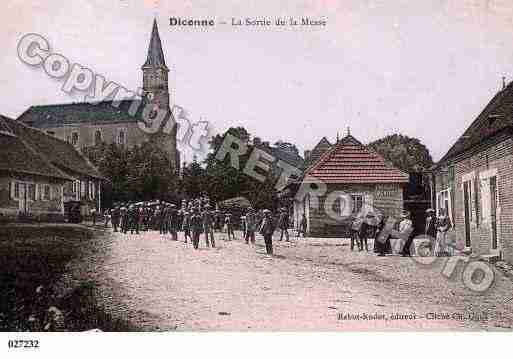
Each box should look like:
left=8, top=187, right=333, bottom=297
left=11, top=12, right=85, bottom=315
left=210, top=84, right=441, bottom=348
left=143, top=19, right=168, bottom=70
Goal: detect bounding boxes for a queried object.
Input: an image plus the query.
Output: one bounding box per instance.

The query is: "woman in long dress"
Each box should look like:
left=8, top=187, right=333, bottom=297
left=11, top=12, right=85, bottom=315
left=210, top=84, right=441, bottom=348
left=435, top=209, right=452, bottom=256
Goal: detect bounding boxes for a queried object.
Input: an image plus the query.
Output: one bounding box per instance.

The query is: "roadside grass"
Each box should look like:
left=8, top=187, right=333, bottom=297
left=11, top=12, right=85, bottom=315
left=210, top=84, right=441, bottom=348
left=0, top=224, right=133, bottom=331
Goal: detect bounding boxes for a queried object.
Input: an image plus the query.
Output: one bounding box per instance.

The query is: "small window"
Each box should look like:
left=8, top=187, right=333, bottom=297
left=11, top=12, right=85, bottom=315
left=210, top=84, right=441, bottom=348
left=94, top=130, right=102, bottom=146
left=43, top=184, right=51, bottom=200
left=118, top=130, right=125, bottom=146
left=351, top=195, right=364, bottom=214
left=14, top=182, right=20, bottom=199
left=28, top=184, right=36, bottom=201
left=89, top=182, right=95, bottom=200
left=53, top=186, right=60, bottom=198
left=71, top=132, right=79, bottom=146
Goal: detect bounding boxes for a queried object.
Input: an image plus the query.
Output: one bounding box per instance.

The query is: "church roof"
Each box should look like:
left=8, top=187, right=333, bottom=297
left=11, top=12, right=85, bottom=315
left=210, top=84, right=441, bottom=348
left=304, top=134, right=409, bottom=184
left=18, top=100, right=148, bottom=128
left=437, top=81, right=513, bottom=165
left=142, top=19, right=168, bottom=70
left=0, top=115, right=103, bottom=180
left=0, top=115, right=74, bottom=180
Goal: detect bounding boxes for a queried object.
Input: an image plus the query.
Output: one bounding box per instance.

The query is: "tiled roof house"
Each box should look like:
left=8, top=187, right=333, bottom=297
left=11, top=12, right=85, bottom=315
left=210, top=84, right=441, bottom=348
left=292, top=134, right=408, bottom=237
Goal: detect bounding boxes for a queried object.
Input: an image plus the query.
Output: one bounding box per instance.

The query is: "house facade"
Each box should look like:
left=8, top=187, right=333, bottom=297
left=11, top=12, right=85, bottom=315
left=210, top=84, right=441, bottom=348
left=0, top=115, right=104, bottom=221
left=292, top=134, right=409, bottom=237
left=431, top=83, right=513, bottom=263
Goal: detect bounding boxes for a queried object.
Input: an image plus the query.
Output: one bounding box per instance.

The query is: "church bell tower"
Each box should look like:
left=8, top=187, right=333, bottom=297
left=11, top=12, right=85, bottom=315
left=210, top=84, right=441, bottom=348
left=142, top=19, right=170, bottom=109
left=141, top=19, right=179, bottom=171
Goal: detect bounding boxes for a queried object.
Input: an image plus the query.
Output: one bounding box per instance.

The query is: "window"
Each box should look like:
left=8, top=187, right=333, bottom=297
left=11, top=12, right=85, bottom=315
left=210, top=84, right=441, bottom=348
left=89, top=182, right=95, bottom=200
left=117, top=130, right=125, bottom=146
left=351, top=194, right=364, bottom=214
left=43, top=184, right=51, bottom=200
left=14, top=182, right=20, bottom=199
left=94, top=130, right=102, bottom=146
left=53, top=186, right=60, bottom=199
left=28, top=184, right=36, bottom=201
left=436, top=189, right=452, bottom=223
left=71, top=132, right=79, bottom=146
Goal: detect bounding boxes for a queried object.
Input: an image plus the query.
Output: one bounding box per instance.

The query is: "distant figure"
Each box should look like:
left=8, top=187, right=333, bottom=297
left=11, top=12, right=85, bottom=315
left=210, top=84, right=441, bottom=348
left=190, top=207, right=203, bottom=250
left=359, top=212, right=379, bottom=252
left=182, top=211, right=191, bottom=243
left=111, top=207, right=120, bottom=232
left=169, top=204, right=178, bottom=241
left=203, top=205, right=215, bottom=248
left=245, top=208, right=256, bottom=244
left=278, top=207, right=290, bottom=242
left=104, top=209, right=111, bottom=228
left=394, top=211, right=414, bottom=256
left=259, top=209, right=275, bottom=255
left=435, top=209, right=452, bottom=256
left=425, top=208, right=437, bottom=254
left=299, top=213, right=308, bottom=237
left=120, top=207, right=128, bottom=234
left=225, top=214, right=235, bottom=240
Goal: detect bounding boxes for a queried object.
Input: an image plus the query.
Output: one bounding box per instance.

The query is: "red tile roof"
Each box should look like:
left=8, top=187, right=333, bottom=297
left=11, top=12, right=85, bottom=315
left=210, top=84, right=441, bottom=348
left=304, top=135, right=409, bottom=184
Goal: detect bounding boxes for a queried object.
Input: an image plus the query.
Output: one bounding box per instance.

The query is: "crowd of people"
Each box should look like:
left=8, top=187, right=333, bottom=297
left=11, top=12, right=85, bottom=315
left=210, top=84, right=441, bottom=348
left=102, top=197, right=299, bottom=255
left=350, top=207, right=453, bottom=257
left=102, top=197, right=453, bottom=258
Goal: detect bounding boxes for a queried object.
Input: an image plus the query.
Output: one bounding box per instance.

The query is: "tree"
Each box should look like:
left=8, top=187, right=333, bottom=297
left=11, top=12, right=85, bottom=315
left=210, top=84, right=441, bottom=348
left=83, top=142, right=179, bottom=207
left=367, top=134, right=433, bottom=173
left=182, top=155, right=208, bottom=199
left=367, top=134, right=434, bottom=200
left=203, top=127, right=280, bottom=210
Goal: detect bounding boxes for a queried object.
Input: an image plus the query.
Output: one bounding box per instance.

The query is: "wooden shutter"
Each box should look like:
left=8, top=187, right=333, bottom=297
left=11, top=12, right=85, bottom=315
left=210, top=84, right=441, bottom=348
left=364, top=194, right=373, bottom=213
left=340, top=194, right=352, bottom=217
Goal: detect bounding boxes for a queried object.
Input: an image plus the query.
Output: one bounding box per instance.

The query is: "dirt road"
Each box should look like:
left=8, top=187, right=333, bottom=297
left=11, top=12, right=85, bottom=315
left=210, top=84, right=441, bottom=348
left=90, top=230, right=513, bottom=331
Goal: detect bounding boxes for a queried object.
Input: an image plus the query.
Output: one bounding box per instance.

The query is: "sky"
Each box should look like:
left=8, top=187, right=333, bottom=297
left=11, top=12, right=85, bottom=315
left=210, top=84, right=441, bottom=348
left=2, top=0, right=513, bottom=163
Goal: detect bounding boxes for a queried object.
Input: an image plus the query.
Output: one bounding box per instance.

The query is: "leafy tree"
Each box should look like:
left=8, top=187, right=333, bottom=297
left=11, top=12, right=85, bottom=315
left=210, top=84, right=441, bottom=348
left=367, top=134, right=434, bottom=199
left=83, top=142, right=179, bottom=207
left=367, top=134, right=433, bottom=173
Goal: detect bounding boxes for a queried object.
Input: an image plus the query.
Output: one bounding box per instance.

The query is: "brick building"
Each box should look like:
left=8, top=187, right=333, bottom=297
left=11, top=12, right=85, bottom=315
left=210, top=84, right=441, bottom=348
left=430, top=82, right=513, bottom=263
left=291, top=134, right=409, bottom=237
left=0, top=115, right=103, bottom=221
left=18, top=19, right=180, bottom=171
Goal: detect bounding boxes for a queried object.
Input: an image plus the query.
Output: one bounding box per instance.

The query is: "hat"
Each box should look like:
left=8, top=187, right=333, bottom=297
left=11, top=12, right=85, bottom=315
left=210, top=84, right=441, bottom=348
left=400, top=210, right=410, bottom=218
left=263, top=209, right=271, bottom=214
left=426, top=208, right=435, bottom=214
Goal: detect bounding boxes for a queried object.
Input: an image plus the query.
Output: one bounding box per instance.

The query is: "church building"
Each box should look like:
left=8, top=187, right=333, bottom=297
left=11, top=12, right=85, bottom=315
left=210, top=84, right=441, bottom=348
left=18, top=19, right=180, bottom=170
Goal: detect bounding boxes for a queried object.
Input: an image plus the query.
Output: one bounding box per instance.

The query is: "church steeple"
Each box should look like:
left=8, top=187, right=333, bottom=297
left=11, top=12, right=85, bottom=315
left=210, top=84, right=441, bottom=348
left=142, top=19, right=170, bottom=109
left=143, top=18, right=168, bottom=70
